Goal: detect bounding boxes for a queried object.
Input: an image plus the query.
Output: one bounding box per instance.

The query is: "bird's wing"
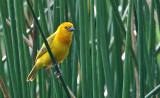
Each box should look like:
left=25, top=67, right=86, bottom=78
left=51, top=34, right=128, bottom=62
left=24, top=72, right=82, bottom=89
left=36, top=33, right=57, bottom=60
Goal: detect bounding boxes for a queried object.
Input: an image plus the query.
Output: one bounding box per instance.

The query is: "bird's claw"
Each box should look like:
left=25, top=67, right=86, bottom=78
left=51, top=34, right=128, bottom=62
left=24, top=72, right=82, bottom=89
left=50, top=61, right=58, bottom=68
left=54, top=69, right=62, bottom=78
left=46, top=61, right=58, bottom=70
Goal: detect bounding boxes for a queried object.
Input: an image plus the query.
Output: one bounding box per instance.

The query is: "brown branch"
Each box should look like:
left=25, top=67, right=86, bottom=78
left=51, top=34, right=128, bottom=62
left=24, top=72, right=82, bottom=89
left=67, top=86, right=76, bottom=98
left=23, top=35, right=33, bottom=49
left=0, top=76, right=9, bottom=98
left=24, top=7, right=30, bottom=28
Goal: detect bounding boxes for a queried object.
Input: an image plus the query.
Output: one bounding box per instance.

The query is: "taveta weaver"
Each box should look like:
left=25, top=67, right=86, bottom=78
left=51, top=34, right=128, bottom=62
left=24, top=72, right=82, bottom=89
left=26, top=22, right=75, bottom=81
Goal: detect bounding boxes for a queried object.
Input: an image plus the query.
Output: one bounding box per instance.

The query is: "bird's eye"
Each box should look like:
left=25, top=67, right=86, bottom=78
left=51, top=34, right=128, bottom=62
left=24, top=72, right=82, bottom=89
left=64, top=26, right=67, bottom=29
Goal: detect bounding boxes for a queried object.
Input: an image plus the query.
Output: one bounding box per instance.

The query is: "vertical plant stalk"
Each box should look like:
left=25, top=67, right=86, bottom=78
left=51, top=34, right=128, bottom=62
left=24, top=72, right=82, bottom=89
left=26, top=0, right=71, bottom=97
left=90, top=0, right=98, bottom=98
left=38, top=68, right=42, bottom=98
left=7, top=0, right=22, bottom=97
left=23, top=4, right=33, bottom=73
left=96, top=2, right=105, bottom=96
left=0, top=0, right=19, bottom=98
left=60, top=0, right=65, bottom=23
left=97, top=40, right=104, bottom=98
left=41, top=67, right=46, bottom=98
left=66, top=52, right=72, bottom=92
left=47, top=0, right=53, bottom=33
left=149, top=0, right=155, bottom=58
left=52, top=0, right=60, bottom=31
left=46, top=76, right=51, bottom=98
left=62, top=62, right=67, bottom=97
left=100, top=0, right=114, bottom=97
left=84, top=0, right=92, bottom=97
left=122, top=0, right=132, bottom=97
left=51, top=68, right=63, bottom=98
left=142, top=0, right=155, bottom=91
left=149, top=0, right=155, bottom=64
left=66, top=33, right=73, bottom=97
left=137, top=0, right=144, bottom=97
left=142, top=0, right=154, bottom=91
left=38, top=0, right=49, bottom=37
left=0, top=38, right=3, bottom=98
left=112, top=3, right=123, bottom=98
left=67, top=0, right=80, bottom=58
left=79, top=0, right=87, bottom=97
left=19, top=0, right=31, bottom=81
left=65, top=1, right=72, bottom=94
left=0, top=76, right=9, bottom=98
left=71, top=38, right=78, bottom=97
left=14, top=0, right=28, bottom=97
left=121, top=0, right=128, bottom=16
left=20, top=1, right=32, bottom=96
left=96, top=0, right=113, bottom=97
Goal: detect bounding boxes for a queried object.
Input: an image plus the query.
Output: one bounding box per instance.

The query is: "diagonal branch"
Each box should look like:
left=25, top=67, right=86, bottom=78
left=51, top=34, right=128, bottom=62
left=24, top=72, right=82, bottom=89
left=0, top=76, right=9, bottom=98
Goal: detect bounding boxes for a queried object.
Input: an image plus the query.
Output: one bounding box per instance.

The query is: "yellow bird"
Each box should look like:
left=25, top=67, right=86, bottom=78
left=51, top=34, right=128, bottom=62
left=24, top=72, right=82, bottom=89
left=27, top=22, right=75, bottom=81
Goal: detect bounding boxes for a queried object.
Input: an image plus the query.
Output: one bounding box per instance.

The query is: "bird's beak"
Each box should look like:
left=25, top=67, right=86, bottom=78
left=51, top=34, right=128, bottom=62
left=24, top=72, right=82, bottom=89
left=68, top=27, right=75, bottom=31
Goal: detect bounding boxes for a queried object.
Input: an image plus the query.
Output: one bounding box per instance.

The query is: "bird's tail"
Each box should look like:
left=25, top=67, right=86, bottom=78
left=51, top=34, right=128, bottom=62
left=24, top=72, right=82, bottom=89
left=26, top=65, right=40, bottom=82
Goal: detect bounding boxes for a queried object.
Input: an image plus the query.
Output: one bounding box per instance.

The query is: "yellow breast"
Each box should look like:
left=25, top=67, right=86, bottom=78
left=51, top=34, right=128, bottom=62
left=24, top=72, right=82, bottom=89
left=51, top=35, right=71, bottom=63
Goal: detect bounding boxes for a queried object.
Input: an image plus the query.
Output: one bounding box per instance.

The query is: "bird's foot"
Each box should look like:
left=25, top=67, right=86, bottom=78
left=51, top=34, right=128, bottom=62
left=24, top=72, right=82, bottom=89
left=54, top=69, right=62, bottom=78
left=51, top=61, right=58, bottom=68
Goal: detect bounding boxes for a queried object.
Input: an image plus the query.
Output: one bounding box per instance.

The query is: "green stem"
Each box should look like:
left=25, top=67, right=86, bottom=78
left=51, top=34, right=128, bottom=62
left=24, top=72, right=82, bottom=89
left=52, top=0, right=60, bottom=32
left=96, top=0, right=113, bottom=97
left=90, top=0, right=97, bottom=98
left=0, top=39, right=4, bottom=98
left=143, top=0, right=155, bottom=90
left=84, top=0, right=92, bottom=97
left=71, top=38, right=78, bottom=97
left=122, top=0, right=132, bottom=97
left=149, top=0, right=155, bottom=58
left=38, top=0, right=50, bottom=37
left=8, top=0, right=22, bottom=97
left=109, top=0, right=126, bottom=38
left=112, top=4, right=123, bottom=98
left=137, top=0, right=144, bottom=97
left=14, top=0, right=28, bottom=97
left=79, top=0, right=87, bottom=97
left=67, top=0, right=80, bottom=58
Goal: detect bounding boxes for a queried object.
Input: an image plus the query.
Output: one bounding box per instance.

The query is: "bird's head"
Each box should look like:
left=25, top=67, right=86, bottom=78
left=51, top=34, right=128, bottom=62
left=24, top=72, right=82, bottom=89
left=57, top=22, right=75, bottom=38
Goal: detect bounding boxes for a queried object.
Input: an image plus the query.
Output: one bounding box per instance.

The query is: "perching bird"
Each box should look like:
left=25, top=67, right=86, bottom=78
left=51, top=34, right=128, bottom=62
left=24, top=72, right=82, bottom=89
left=26, top=22, right=75, bottom=81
